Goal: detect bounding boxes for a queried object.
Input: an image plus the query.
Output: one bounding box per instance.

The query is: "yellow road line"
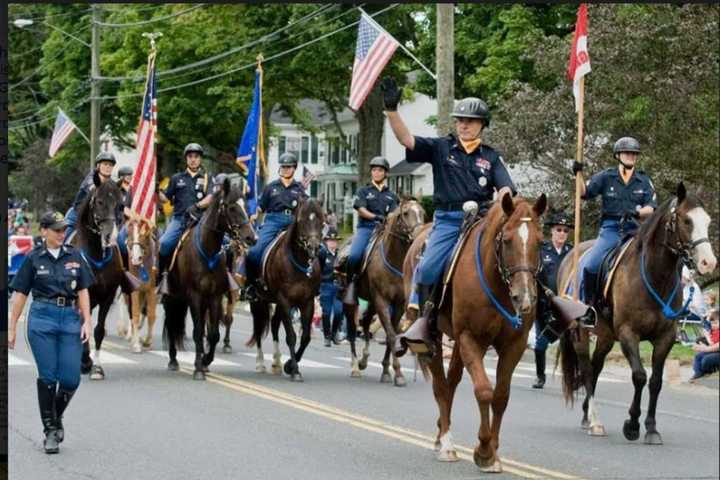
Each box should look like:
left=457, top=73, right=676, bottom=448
left=103, top=340, right=581, bottom=479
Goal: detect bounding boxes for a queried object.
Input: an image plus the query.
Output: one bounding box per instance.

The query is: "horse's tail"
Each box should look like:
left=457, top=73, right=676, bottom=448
left=244, top=302, right=270, bottom=347
left=557, top=330, right=583, bottom=406
left=162, top=296, right=186, bottom=352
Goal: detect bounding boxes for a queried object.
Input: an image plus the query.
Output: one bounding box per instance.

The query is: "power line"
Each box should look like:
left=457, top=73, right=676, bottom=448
left=96, top=4, right=337, bottom=83
left=93, top=4, right=400, bottom=101
left=10, top=80, right=91, bottom=120
left=8, top=98, right=91, bottom=131
left=9, top=7, right=92, bottom=22
left=93, top=4, right=207, bottom=28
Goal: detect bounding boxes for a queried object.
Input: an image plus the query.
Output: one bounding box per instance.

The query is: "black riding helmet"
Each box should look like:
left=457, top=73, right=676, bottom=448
left=279, top=152, right=298, bottom=167
left=369, top=156, right=390, bottom=171
left=544, top=212, right=574, bottom=229
left=184, top=142, right=205, bottom=158
left=612, top=137, right=641, bottom=160
left=451, top=97, right=491, bottom=127
left=95, top=151, right=117, bottom=166
left=118, top=166, right=134, bottom=178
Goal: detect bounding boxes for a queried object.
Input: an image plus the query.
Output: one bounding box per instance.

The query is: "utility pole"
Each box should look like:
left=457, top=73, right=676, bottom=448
left=90, top=4, right=101, bottom=169
left=436, top=4, right=454, bottom=137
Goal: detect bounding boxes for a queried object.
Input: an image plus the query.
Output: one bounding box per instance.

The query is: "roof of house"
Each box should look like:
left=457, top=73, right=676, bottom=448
left=270, top=99, right=355, bottom=126
left=389, top=160, right=425, bottom=176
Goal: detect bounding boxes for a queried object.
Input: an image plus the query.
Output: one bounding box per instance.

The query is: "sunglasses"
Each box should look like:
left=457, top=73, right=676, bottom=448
left=50, top=226, right=68, bottom=233
left=554, top=227, right=570, bottom=233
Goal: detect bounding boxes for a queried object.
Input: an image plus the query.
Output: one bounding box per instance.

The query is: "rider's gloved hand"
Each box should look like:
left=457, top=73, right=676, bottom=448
left=374, top=214, right=386, bottom=223
left=380, top=77, right=401, bottom=112
left=187, top=203, right=203, bottom=221
left=572, top=161, right=584, bottom=175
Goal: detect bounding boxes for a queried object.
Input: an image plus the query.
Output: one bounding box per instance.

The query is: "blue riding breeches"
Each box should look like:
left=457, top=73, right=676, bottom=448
left=63, top=207, right=78, bottom=245
left=118, top=224, right=128, bottom=256
left=246, top=213, right=294, bottom=274
left=348, top=224, right=375, bottom=272
left=159, top=216, right=186, bottom=259
left=27, top=301, right=83, bottom=390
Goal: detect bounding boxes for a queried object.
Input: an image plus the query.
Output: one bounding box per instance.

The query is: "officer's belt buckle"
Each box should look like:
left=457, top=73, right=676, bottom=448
left=56, top=297, right=67, bottom=307
left=283, top=209, right=293, bottom=216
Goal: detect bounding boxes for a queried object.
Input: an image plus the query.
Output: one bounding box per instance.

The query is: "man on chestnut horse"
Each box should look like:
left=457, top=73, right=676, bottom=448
left=343, top=156, right=400, bottom=305
left=380, top=76, right=516, bottom=355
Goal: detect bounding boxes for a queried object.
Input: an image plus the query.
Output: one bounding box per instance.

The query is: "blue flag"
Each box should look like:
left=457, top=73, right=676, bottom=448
left=236, top=68, right=264, bottom=215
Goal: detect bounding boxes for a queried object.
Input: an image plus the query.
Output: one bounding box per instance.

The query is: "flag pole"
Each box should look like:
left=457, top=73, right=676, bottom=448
left=571, top=75, right=585, bottom=301
left=256, top=53, right=266, bottom=183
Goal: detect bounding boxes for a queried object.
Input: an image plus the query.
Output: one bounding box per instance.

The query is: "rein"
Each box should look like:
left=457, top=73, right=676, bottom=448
left=663, top=198, right=711, bottom=269
left=81, top=247, right=115, bottom=270
left=193, top=216, right=224, bottom=271
left=288, top=248, right=314, bottom=277
left=475, top=228, right=522, bottom=329
left=379, top=239, right=403, bottom=278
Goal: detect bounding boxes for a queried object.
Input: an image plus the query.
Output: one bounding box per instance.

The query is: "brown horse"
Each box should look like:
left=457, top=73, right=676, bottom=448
left=556, top=183, right=716, bottom=443
left=341, top=198, right=425, bottom=384
left=71, top=173, right=126, bottom=380
left=246, top=198, right=325, bottom=382
left=162, top=179, right=256, bottom=380
left=404, top=193, right=546, bottom=471
left=218, top=237, right=248, bottom=353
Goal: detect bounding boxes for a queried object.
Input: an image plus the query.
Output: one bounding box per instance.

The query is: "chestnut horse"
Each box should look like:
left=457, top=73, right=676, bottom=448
left=404, top=193, right=546, bottom=472
left=246, top=198, right=325, bottom=382
left=341, top=198, right=425, bottom=384
left=71, top=173, right=125, bottom=380
left=162, top=179, right=256, bottom=380
left=556, top=183, right=716, bottom=443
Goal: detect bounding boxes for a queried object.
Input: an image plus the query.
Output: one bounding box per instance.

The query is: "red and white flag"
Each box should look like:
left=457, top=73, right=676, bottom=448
left=567, top=4, right=591, bottom=112
left=130, top=50, right=158, bottom=223
left=348, top=12, right=399, bottom=111
left=301, top=165, right=316, bottom=191
left=48, top=108, right=78, bottom=158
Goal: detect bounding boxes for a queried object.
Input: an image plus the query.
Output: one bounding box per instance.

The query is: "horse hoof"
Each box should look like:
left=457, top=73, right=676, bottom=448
left=474, top=450, right=501, bottom=472
left=622, top=420, right=640, bottom=441
left=81, top=360, right=93, bottom=375
left=437, top=449, right=459, bottom=462
left=168, top=360, right=179, bottom=371
left=644, top=431, right=663, bottom=445
left=394, top=376, right=407, bottom=387
left=283, top=360, right=295, bottom=376
left=271, top=365, right=282, bottom=375
left=589, top=424, right=607, bottom=437
left=380, top=373, right=392, bottom=383
left=118, top=328, right=128, bottom=338
left=581, top=418, right=591, bottom=430
left=256, top=364, right=267, bottom=374
left=222, top=345, right=232, bottom=354
left=350, top=369, right=362, bottom=378
left=131, top=344, right=142, bottom=354
left=193, top=370, right=206, bottom=381
left=89, top=365, right=105, bottom=381
left=358, top=358, right=369, bottom=371
left=290, top=373, right=304, bottom=382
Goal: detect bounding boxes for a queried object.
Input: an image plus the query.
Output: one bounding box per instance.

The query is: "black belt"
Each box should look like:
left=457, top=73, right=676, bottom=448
left=434, top=200, right=490, bottom=212
left=269, top=209, right=294, bottom=216
left=34, top=296, right=77, bottom=307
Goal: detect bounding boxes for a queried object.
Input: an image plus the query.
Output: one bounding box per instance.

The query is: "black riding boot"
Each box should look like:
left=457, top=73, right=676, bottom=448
left=579, top=270, right=598, bottom=328
left=532, top=349, right=546, bottom=389
left=157, top=255, right=169, bottom=295
left=54, top=388, right=76, bottom=443
left=396, top=284, right=435, bottom=356
left=322, top=314, right=332, bottom=347
left=331, top=313, right=344, bottom=345
left=37, top=379, right=59, bottom=454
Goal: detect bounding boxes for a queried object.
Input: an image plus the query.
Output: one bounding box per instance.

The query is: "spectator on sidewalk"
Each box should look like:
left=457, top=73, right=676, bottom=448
left=690, top=310, right=720, bottom=382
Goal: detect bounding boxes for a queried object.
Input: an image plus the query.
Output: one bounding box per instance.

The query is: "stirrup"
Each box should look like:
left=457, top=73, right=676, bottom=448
left=157, top=273, right=169, bottom=295
left=577, top=306, right=597, bottom=328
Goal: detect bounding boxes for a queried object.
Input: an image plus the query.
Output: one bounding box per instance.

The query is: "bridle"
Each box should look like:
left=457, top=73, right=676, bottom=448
left=86, top=188, right=117, bottom=236
left=664, top=198, right=710, bottom=269
left=291, top=205, right=322, bottom=277
left=386, top=201, right=421, bottom=244
left=493, top=216, right=541, bottom=287
left=214, top=197, right=252, bottom=245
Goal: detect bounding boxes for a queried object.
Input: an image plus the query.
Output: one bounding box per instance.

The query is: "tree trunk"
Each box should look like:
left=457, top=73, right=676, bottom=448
left=356, top=83, right=384, bottom=186
left=436, top=4, right=455, bottom=137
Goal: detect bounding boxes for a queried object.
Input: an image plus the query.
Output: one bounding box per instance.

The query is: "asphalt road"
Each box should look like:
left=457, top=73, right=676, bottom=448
left=9, top=303, right=720, bottom=480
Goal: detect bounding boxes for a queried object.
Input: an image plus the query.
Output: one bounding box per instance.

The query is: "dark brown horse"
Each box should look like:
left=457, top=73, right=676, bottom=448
left=556, top=183, right=716, bottom=443
left=162, top=179, right=256, bottom=380
left=71, top=173, right=125, bottom=380
left=341, top=198, right=425, bottom=385
left=246, top=198, right=325, bottom=382
left=404, top=193, right=546, bottom=471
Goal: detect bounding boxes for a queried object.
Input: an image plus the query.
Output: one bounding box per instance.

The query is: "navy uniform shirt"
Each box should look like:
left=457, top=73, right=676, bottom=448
left=116, top=186, right=133, bottom=226
left=258, top=179, right=308, bottom=213
left=582, top=168, right=657, bottom=221
left=406, top=134, right=516, bottom=210
left=164, top=169, right=214, bottom=218
left=10, top=244, right=95, bottom=299
left=539, top=241, right=572, bottom=294
left=353, top=183, right=399, bottom=226
left=319, top=244, right=338, bottom=283
left=71, top=172, right=97, bottom=210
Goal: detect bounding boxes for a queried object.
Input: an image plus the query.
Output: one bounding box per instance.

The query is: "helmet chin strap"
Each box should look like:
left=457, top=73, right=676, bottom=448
left=618, top=159, right=634, bottom=174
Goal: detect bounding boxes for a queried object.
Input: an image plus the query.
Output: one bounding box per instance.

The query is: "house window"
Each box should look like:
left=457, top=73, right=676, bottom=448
left=279, top=136, right=286, bottom=157
left=301, top=136, right=309, bottom=164
left=311, top=135, right=318, bottom=164
left=310, top=181, right=318, bottom=197
left=331, top=139, right=339, bottom=165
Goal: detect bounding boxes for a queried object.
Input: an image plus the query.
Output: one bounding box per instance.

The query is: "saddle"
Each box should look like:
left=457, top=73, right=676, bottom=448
left=261, top=230, right=287, bottom=282
left=598, top=235, right=635, bottom=300
left=333, top=225, right=384, bottom=279
left=437, top=217, right=486, bottom=309
left=168, top=228, right=193, bottom=273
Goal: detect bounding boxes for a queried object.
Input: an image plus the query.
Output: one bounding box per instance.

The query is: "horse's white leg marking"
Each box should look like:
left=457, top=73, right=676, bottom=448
left=687, top=207, right=717, bottom=274
left=436, top=432, right=459, bottom=462
left=256, top=345, right=266, bottom=372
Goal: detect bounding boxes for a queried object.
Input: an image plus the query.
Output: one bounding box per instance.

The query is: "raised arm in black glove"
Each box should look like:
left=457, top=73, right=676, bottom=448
left=380, top=77, right=401, bottom=112
left=572, top=161, right=584, bottom=175
left=374, top=214, right=386, bottom=223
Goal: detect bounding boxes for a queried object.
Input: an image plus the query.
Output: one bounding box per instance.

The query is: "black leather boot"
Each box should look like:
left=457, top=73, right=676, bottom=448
left=157, top=255, right=169, bottom=295
left=343, top=274, right=359, bottom=305
left=396, top=284, right=435, bottom=356
left=37, top=379, right=59, bottom=454
left=532, top=349, right=546, bottom=389
left=579, top=270, right=598, bottom=328
left=54, top=388, right=75, bottom=443
left=322, top=314, right=332, bottom=347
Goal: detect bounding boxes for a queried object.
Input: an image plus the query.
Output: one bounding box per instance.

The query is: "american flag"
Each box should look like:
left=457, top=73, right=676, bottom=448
left=130, top=50, right=158, bottom=223
left=48, top=108, right=78, bottom=158
left=301, top=165, right=316, bottom=191
left=348, top=12, right=399, bottom=111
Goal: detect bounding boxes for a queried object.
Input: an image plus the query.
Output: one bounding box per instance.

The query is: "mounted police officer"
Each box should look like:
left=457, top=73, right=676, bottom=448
left=343, top=156, right=400, bottom=304
left=243, top=152, right=308, bottom=300
left=381, top=77, right=517, bottom=355
left=319, top=228, right=346, bottom=346
left=8, top=211, right=94, bottom=454
left=157, top=143, right=215, bottom=291
left=532, top=211, right=573, bottom=389
left=116, top=165, right=134, bottom=258
left=573, top=136, right=656, bottom=325
left=64, top=152, right=116, bottom=244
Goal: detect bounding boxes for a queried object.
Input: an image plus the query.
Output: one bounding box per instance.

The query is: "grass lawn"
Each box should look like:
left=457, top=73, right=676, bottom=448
left=547, top=339, right=696, bottom=367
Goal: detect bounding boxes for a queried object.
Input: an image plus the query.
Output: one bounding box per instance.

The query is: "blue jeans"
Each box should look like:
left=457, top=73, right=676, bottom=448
left=246, top=213, right=293, bottom=274
left=159, top=216, right=186, bottom=259
left=348, top=223, right=375, bottom=272
left=27, top=301, right=83, bottom=390
left=579, top=219, right=636, bottom=301
left=320, top=281, right=345, bottom=337
left=408, top=210, right=464, bottom=307
left=63, top=207, right=78, bottom=245
left=118, top=224, right=128, bottom=256
left=693, top=351, right=720, bottom=376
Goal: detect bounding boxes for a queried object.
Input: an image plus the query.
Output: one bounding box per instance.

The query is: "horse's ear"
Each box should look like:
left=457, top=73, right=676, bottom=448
left=501, top=191, right=514, bottom=217
left=677, top=182, right=686, bottom=203
left=533, top=193, right=547, bottom=218
left=223, top=177, right=231, bottom=197
left=93, top=170, right=102, bottom=188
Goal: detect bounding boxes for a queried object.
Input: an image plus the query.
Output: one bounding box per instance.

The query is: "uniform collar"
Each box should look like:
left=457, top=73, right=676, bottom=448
left=40, top=244, right=68, bottom=259
left=370, top=181, right=387, bottom=192
left=278, top=178, right=297, bottom=188
left=185, top=168, right=203, bottom=178
left=608, top=167, right=641, bottom=184
left=449, top=133, right=484, bottom=154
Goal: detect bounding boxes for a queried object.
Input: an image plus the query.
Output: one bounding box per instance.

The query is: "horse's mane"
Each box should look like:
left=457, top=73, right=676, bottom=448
left=287, top=198, right=323, bottom=240
left=636, top=197, right=673, bottom=247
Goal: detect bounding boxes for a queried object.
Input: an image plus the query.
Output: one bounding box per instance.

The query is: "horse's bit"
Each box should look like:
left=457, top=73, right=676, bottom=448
left=494, top=217, right=541, bottom=287
left=664, top=198, right=710, bottom=269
